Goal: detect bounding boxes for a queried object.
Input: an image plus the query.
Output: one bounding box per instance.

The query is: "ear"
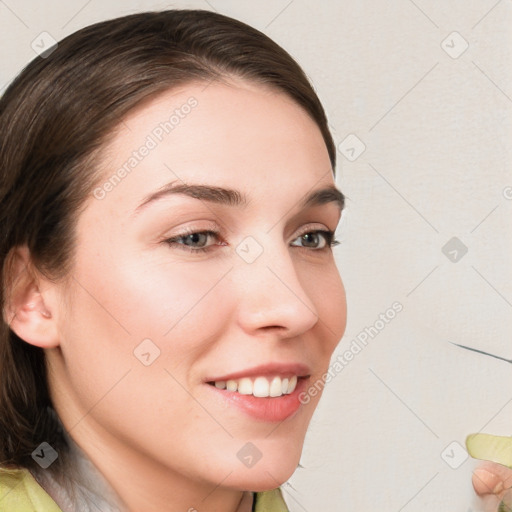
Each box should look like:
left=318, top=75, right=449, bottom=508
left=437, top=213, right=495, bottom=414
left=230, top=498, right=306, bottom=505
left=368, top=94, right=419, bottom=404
left=3, top=246, right=60, bottom=348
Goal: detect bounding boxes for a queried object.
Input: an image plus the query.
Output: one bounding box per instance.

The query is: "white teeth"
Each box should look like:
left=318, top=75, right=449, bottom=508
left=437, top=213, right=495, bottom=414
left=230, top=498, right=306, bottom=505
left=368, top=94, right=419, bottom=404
left=253, top=377, right=270, bottom=397
left=269, top=376, right=282, bottom=397
left=212, top=375, right=299, bottom=397
left=226, top=380, right=237, bottom=392
left=238, top=377, right=253, bottom=395
left=287, top=375, right=297, bottom=394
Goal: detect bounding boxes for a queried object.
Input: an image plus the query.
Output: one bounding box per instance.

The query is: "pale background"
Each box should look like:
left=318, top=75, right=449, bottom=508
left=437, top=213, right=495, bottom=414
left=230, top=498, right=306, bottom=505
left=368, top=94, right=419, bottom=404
left=1, top=1, right=511, bottom=510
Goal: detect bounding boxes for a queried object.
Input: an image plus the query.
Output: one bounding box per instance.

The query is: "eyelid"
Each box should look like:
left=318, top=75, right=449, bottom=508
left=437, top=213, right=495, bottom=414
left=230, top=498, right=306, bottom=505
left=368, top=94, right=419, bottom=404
left=293, top=222, right=334, bottom=237
left=160, top=220, right=219, bottom=239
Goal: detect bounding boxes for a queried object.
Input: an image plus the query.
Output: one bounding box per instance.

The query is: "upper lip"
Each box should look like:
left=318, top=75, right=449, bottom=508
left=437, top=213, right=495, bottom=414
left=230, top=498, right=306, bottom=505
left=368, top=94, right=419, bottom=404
left=205, top=362, right=311, bottom=382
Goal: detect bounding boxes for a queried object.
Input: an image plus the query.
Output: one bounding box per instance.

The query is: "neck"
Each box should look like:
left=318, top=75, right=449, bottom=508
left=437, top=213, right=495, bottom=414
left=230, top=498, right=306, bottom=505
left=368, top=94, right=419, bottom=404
left=33, top=409, right=253, bottom=512
left=77, top=421, right=251, bottom=512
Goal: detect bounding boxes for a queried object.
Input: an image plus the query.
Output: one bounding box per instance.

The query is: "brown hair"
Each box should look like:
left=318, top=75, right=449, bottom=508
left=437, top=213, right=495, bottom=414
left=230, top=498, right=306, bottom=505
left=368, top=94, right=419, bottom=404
left=0, top=9, right=336, bottom=469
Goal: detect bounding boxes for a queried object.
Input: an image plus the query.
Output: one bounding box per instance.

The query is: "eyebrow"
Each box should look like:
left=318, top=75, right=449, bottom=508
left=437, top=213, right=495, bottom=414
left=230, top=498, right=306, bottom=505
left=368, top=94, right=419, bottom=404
left=134, top=180, right=345, bottom=214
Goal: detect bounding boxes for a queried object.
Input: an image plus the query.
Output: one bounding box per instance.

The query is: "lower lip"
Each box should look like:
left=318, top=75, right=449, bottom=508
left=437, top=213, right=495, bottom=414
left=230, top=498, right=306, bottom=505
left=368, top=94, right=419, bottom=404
left=206, top=377, right=309, bottom=423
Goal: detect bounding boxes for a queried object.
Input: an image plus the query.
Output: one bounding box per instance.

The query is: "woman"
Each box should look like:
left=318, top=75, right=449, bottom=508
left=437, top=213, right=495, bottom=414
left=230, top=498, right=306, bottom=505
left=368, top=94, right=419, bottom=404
left=0, top=9, right=345, bottom=511
left=0, top=8, right=509, bottom=512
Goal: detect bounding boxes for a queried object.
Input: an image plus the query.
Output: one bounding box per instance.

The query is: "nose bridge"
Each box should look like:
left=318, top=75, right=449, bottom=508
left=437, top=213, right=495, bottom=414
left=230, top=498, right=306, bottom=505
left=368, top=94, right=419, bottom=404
left=233, top=233, right=319, bottom=336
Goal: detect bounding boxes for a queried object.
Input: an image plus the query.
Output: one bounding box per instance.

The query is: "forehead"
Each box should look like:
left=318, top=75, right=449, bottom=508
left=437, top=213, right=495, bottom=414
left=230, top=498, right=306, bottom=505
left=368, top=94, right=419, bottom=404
left=90, top=79, right=335, bottom=218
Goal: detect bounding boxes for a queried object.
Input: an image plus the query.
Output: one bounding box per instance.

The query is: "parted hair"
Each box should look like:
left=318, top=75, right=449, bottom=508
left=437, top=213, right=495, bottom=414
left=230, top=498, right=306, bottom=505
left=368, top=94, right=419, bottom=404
left=0, top=8, right=336, bottom=470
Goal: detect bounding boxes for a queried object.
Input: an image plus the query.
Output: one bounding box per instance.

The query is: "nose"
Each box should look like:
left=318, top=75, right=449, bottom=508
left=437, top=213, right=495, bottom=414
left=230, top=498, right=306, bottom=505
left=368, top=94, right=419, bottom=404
left=233, top=238, right=320, bottom=338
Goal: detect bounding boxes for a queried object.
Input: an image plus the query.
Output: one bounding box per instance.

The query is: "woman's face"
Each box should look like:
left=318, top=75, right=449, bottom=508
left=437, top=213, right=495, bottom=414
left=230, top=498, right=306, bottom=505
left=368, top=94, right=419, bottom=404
left=48, top=79, right=347, bottom=491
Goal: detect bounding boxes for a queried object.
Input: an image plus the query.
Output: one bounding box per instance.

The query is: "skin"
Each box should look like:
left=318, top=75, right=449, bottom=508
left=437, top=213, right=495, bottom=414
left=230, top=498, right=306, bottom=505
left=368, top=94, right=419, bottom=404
left=473, top=462, right=512, bottom=505
left=8, top=79, right=347, bottom=512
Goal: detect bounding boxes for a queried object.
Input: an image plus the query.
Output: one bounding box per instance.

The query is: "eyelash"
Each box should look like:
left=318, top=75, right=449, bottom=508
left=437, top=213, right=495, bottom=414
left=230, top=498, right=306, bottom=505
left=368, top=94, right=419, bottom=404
left=163, top=228, right=341, bottom=254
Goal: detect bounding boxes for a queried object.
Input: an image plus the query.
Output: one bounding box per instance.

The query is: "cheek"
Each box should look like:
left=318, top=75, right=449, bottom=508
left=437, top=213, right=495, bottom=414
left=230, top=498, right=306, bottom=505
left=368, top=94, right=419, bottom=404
left=56, top=253, right=237, bottom=434
left=62, top=250, right=234, bottom=372
left=109, top=254, right=235, bottom=344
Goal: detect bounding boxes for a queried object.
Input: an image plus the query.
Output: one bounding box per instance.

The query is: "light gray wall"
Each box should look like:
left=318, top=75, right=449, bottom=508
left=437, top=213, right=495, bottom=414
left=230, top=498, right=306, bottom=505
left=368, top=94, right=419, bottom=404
left=1, top=1, right=510, bottom=510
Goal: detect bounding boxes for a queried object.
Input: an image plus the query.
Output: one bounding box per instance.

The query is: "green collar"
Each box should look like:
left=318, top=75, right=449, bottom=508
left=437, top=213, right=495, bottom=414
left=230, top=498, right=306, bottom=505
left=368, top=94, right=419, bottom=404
left=253, top=487, right=289, bottom=511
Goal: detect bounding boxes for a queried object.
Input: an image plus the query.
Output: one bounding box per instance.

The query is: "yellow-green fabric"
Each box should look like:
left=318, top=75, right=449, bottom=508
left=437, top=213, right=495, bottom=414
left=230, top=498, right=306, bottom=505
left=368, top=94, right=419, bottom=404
left=0, top=467, right=289, bottom=511
left=0, top=468, right=62, bottom=511
left=252, top=487, right=289, bottom=512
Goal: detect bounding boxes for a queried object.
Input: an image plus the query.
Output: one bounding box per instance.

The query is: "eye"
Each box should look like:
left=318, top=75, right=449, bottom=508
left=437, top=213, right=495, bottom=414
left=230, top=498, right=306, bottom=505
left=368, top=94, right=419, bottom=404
left=163, top=228, right=340, bottom=254
left=163, top=229, right=223, bottom=253
left=291, top=229, right=340, bottom=251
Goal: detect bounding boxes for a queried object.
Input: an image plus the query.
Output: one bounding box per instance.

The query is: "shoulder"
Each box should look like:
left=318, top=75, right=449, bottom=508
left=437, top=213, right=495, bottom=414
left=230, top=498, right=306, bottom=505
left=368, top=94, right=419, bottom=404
left=0, top=466, right=63, bottom=512
left=253, top=487, right=289, bottom=511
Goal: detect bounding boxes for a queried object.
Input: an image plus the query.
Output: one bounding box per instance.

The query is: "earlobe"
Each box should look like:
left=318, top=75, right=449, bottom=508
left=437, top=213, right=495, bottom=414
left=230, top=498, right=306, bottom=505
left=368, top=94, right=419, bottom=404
left=3, top=246, right=60, bottom=348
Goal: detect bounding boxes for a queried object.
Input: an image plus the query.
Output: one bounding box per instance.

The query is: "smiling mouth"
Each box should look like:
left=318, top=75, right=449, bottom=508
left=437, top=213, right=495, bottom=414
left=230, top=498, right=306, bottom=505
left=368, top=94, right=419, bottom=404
left=206, top=375, right=302, bottom=398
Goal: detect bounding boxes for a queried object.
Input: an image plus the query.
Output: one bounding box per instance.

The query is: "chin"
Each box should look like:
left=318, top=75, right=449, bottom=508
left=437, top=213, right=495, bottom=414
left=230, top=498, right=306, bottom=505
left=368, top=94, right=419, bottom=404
left=225, top=447, right=303, bottom=492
